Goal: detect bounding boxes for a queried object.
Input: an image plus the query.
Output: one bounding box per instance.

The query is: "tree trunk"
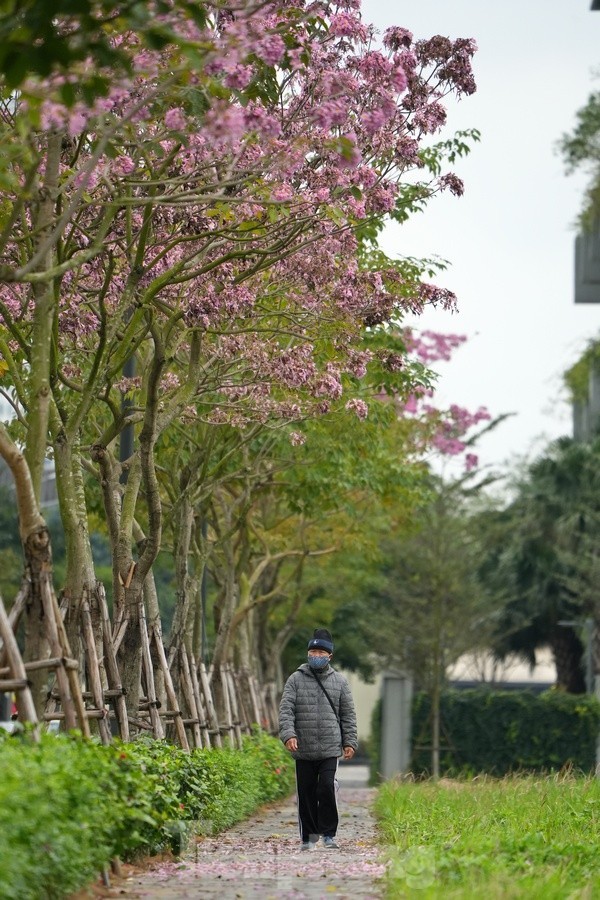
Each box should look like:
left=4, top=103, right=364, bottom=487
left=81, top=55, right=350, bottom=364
left=22, top=134, right=63, bottom=706
left=24, top=131, right=62, bottom=502
left=168, top=494, right=194, bottom=663
left=143, top=568, right=167, bottom=711
left=431, top=669, right=441, bottom=780
left=0, top=426, right=50, bottom=713
left=53, top=427, right=99, bottom=666
left=115, top=328, right=164, bottom=719
left=117, top=582, right=143, bottom=716
left=593, top=618, right=600, bottom=776
left=209, top=529, right=240, bottom=725
left=22, top=525, right=54, bottom=713
left=549, top=626, right=586, bottom=693
left=236, top=613, right=252, bottom=673
left=192, top=528, right=209, bottom=664
left=92, top=445, right=143, bottom=719
left=212, top=555, right=238, bottom=672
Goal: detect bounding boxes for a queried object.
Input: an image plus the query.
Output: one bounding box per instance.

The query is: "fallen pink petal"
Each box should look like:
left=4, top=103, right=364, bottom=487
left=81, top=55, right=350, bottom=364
left=115, top=771, right=386, bottom=899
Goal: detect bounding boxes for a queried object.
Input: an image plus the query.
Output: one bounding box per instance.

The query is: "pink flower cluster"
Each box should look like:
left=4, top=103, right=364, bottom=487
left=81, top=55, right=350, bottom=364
left=345, top=398, right=368, bottom=419
left=400, top=331, right=492, bottom=469
left=0, top=1, right=479, bottom=450
left=404, top=329, right=467, bottom=364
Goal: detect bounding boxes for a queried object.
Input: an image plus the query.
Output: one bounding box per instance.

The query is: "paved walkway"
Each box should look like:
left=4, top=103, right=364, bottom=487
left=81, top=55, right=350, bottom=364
left=111, top=765, right=386, bottom=899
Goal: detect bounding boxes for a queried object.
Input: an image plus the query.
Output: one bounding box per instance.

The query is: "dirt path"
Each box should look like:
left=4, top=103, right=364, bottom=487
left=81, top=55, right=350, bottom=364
left=110, top=764, right=386, bottom=899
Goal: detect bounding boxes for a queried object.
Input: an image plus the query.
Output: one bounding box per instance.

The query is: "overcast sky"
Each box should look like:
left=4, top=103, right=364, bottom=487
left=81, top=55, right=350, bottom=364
left=364, top=0, right=600, bottom=477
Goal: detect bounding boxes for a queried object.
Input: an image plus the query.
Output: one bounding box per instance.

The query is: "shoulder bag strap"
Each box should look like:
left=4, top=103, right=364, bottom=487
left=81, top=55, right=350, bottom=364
left=310, top=670, right=340, bottom=725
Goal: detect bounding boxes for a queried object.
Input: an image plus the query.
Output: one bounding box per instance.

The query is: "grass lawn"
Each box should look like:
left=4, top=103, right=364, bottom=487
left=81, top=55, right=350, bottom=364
left=374, top=775, right=600, bottom=899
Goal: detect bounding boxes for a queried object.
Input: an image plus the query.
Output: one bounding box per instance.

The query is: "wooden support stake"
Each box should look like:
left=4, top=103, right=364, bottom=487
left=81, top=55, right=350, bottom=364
left=246, top=672, right=263, bottom=729
left=188, top=651, right=211, bottom=748
left=38, top=584, right=78, bottom=732
left=49, top=591, right=91, bottom=738
left=264, top=681, right=279, bottom=734
left=217, top=665, right=236, bottom=749
left=198, top=661, right=222, bottom=749
left=98, top=585, right=129, bottom=742
left=112, top=616, right=128, bottom=656
left=0, top=583, right=28, bottom=670
left=81, top=600, right=112, bottom=745
left=225, top=665, right=244, bottom=748
left=124, top=562, right=136, bottom=590
left=139, top=607, right=164, bottom=740
left=150, top=622, right=189, bottom=750
left=179, top=647, right=203, bottom=748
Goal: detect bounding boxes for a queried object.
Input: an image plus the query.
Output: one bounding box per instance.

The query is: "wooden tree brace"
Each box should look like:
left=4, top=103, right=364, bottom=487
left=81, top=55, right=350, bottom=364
left=127, top=716, right=154, bottom=731
left=0, top=592, right=39, bottom=736
left=139, top=603, right=164, bottom=739
left=44, top=709, right=107, bottom=720
left=0, top=678, right=29, bottom=690
left=81, top=597, right=112, bottom=745
left=139, top=699, right=162, bottom=710
left=149, top=621, right=189, bottom=750
left=1, top=656, right=79, bottom=677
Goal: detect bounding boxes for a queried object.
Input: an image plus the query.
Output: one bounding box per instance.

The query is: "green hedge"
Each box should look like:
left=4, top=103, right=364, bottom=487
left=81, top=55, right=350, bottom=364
left=0, top=728, right=295, bottom=899
left=368, top=689, right=600, bottom=779
left=411, top=689, right=600, bottom=776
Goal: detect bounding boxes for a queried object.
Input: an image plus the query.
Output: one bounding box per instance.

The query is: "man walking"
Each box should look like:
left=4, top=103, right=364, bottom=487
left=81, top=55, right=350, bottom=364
left=279, top=628, right=358, bottom=851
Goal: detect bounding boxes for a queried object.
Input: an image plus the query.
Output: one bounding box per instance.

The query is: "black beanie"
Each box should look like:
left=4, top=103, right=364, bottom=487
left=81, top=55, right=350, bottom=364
left=307, top=628, right=334, bottom=653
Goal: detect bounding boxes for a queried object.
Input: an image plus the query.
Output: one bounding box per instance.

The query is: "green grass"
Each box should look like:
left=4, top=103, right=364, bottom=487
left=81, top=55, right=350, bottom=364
left=374, top=775, right=600, bottom=898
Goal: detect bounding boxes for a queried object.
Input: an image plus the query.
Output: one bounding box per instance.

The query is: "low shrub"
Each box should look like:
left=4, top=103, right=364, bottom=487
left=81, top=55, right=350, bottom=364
left=368, top=689, right=600, bottom=779
left=0, top=727, right=294, bottom=899
left=412, top=689, right=600, bottom=775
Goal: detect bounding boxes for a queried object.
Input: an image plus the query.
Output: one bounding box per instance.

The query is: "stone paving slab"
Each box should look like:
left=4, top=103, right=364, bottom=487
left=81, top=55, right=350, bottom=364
left=110, top=765, right=386, bottom=900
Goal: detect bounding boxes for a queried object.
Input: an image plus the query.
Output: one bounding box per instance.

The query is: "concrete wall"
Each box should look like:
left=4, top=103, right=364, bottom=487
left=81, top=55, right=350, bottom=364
left=341, top=670, right=380, bottom=743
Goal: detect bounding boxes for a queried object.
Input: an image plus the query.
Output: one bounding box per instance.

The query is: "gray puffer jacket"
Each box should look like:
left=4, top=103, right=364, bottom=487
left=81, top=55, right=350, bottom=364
left=278, top=663, right=358, bottom=760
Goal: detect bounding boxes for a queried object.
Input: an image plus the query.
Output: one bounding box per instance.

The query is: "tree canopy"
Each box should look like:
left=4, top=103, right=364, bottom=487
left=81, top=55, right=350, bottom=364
left=0, top=0, right=484, bottom=718
left=559, top=83, right=600, bottom=227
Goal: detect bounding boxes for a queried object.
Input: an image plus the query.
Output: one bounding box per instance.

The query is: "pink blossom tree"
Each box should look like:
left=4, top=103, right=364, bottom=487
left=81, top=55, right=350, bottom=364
left=0, top=1, right=479, bottom=716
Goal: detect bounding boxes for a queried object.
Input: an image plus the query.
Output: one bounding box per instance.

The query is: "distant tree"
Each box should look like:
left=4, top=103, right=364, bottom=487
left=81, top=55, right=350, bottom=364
left=304, top=466, right=499, bottom=777
left=482, top=437, right=600, bottom=693
left=559, top=82, right=600, bottom=226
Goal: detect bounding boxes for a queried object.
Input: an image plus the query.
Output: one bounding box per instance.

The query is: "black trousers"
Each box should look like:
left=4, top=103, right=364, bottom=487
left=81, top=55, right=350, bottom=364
left=295, top=757, right=339, bottom=841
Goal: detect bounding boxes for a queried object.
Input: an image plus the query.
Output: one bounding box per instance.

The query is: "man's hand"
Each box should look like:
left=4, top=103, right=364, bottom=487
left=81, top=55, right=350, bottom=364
left=285, top=737, right=298, bottom=751
left=343, top=746, right=355, bottom=760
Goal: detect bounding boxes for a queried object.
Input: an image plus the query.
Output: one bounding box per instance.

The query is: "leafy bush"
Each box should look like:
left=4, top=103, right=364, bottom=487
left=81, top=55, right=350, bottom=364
left=411, top=688, right=600, bottom=776
left=0, top=728, right=294, bottom=899
left=243, top=725, right=296, bottom=803
left=367, top=689, right=600, bottom=779
left=0, top=731, right=132, bottom=898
